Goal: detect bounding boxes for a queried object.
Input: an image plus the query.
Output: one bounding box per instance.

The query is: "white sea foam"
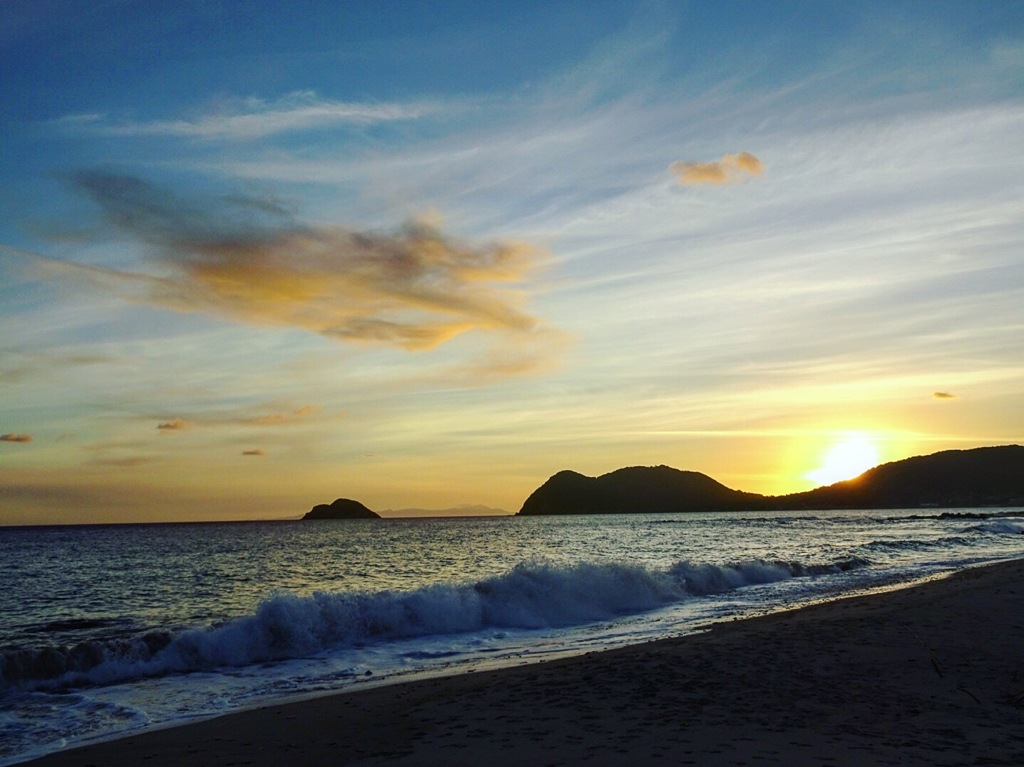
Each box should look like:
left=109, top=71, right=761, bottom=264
left=0, top=557, right=859, bottom=693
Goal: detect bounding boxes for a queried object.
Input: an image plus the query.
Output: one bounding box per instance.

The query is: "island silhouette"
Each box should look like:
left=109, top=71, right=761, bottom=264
left=302, top=498, right=381, bottom=520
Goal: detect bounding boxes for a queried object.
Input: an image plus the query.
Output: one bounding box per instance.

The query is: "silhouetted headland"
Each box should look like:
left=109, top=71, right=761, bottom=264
left=517, top=445, right=1024, bottom=515
left=518, top=465, right=768, bottom=515
left=302, top=498, right=381, bottom=520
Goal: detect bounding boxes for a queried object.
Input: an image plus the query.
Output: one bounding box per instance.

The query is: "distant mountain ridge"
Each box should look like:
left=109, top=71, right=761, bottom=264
left=517, top=445, right=1024, bottom=515
left=380, top=504, right=511, bottom=518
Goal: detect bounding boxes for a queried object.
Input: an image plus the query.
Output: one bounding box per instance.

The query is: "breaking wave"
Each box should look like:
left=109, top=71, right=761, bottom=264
left=1, top=556, right=866, bottom=692
left=862, top=536, right=971, bottom=553
left=966, top=520, right=1024, bottom=536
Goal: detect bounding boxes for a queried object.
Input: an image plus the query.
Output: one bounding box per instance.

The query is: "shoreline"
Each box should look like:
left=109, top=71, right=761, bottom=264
left=22, top=559, right=1024, bottom=766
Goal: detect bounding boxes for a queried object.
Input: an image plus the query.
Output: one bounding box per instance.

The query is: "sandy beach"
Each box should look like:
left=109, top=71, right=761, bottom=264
left=24, top=559, right=1024, bottom=767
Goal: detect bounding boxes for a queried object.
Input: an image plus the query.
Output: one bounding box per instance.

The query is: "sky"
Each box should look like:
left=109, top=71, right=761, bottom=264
left=2, top=1, right=1023, bottom=524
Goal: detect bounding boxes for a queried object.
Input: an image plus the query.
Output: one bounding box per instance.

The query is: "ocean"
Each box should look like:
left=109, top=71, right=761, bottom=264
left=2, top=509, right=1024, bottom=765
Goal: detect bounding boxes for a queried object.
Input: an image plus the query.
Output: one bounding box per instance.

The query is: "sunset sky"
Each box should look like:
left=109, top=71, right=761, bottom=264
left=2, top=1, right=1023, bottom=524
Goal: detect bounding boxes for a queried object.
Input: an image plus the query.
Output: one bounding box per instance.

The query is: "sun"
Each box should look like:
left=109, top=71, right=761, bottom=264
left=804, top=434, right=880, bottom=486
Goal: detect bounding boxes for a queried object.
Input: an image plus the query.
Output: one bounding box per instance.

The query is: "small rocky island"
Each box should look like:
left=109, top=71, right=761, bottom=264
left=302, top=498, right=381, bottom=520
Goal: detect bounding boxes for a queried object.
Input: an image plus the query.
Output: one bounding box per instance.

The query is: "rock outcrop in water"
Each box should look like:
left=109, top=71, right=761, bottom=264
left=302, top=498, right=381, bottom=520
left=517, top=445, right=1024, bottom=515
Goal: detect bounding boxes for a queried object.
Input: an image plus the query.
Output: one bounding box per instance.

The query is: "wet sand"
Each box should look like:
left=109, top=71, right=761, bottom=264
left=25, top=560, right=1024, bottom=766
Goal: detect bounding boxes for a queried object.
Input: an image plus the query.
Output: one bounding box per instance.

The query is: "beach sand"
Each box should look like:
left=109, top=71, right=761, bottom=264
left=25, top=560, right=1024, bottom=766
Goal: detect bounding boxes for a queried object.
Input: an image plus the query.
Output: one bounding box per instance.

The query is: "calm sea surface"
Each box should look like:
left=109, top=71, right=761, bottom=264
left=3, top=509, right=1024, bottom=764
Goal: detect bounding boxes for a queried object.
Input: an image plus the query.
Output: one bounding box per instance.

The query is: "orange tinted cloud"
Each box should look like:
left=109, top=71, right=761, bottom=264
left=142, top=406, right=323, bottom=433
left=242, top=449, right=265, bottom=456
left=249, top=406, right=319, bottom=426
left=451, top=328, right=574, bottom=384
left=64, top=172, right=556, bottom=360
left=1, top=433, right=32, bottom=443
left=933, top=391, right=958, bottom=399
left=671, top=151, right=764, bottom=185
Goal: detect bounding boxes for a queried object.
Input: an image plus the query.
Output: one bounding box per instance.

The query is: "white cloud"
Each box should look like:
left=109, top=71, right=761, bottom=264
left=63, top=91, right=436, bottom=140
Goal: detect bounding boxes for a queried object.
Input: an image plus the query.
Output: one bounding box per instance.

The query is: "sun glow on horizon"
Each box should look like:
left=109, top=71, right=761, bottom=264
left=804, top=433, right=881, bottom=486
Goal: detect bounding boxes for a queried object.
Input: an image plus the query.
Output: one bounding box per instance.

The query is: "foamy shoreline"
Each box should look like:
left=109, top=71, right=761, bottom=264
left=19, top=558, right=1024, bottom=766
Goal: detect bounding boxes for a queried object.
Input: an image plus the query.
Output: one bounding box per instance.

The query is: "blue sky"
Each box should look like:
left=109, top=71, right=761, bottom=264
left=2, top=1, right=1023, bottom=523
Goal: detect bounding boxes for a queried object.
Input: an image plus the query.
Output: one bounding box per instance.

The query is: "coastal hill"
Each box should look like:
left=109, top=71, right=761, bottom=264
left=775, top=445, right=1024, bottom=510
left=517, top=445, right=1024, bottom=515
left=302, top=498, right=381, bottom=520
left=518, top=465, right=770, bottom=515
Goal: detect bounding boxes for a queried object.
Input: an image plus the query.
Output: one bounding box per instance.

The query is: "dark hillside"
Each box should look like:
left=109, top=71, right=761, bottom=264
left=517, top=446, right=1024, bottom=515
left=518, top=465, right=769, bottom=515
left=775, top=445, right=1024, bottom=510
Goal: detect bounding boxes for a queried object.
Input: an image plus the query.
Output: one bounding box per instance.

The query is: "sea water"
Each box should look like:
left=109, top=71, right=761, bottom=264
left=2, top=509, right=1023, bottom=765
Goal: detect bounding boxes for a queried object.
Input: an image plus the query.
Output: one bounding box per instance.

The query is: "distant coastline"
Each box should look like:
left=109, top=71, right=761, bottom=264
left=379, top=505, right=511, bottom=518
left=302, top=445, right=1024, bottom=520
left=517, top=445, right=1024, bottom=515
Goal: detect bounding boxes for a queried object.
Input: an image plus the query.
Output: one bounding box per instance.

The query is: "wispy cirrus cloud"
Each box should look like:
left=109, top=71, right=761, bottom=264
left=58, top=91, right=436, bottom=140
left=247, top=406, right=319, bottom=426
left=0, top=350, right=112, bottom=383
left=42, top=172, right=562, bottom=375
left=150, top=407, right=322, bottom=434
left=671, top=151, right=764, bottom=185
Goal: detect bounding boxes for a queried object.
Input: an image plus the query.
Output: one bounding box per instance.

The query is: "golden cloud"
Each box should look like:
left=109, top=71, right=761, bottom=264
left=138, top=406, right=324, bottom=434
left=671, top=151, right=764, bottom=185
left=1, top=433, right=32, bottom=443
left=248, top=406, right=319, bottom=426
left=449, top=328, right=574, bottom=385
left=58, top=172, right=561, bottom=371
left=932, top=391, right=958, bottom=400
left=242, top=449, right=265, bottom=456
